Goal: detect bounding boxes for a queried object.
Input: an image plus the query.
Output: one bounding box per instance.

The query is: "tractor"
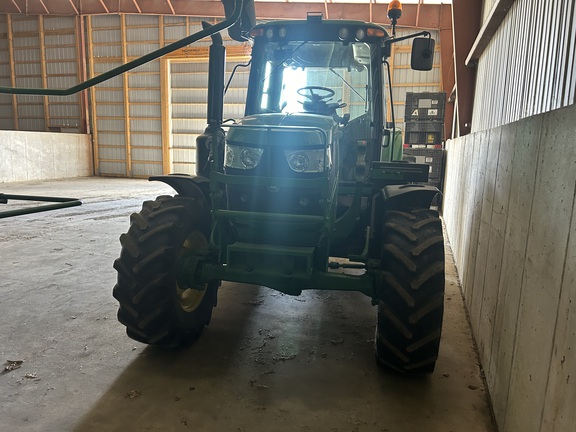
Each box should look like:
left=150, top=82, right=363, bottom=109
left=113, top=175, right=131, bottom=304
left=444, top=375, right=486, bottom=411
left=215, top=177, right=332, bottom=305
left=110, top=0, right=446, bottom=374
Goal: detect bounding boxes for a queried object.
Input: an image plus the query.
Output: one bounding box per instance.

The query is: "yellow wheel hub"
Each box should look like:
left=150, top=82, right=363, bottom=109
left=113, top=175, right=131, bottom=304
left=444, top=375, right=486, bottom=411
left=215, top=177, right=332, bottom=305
left=177, top=231, right=208, bottom=312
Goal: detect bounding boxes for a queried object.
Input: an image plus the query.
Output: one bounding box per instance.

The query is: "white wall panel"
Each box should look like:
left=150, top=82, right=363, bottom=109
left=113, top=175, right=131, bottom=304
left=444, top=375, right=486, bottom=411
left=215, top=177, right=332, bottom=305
left=131, top=133, right=162, bottom=147
left=92, top=29, right=121, bottom=43
left=129, top=89, right=160, bottom=102
left=132, top=162, right=162, bottom=177
left=99, top=161, right=126, bottom=175
left=0, top=130, right=92, bottom=181
left=131, top=119, right=161, bottom=132
left=471, top=0, right=575, bottom=132
left=91, top=15, right=120, bottom=28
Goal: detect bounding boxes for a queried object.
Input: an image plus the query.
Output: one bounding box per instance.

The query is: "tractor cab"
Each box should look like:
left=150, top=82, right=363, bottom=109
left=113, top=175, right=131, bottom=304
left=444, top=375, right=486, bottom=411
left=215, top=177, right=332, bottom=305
left=245, top=16, right=382, bottom=124
left=241, top=16, right=388, bottom=180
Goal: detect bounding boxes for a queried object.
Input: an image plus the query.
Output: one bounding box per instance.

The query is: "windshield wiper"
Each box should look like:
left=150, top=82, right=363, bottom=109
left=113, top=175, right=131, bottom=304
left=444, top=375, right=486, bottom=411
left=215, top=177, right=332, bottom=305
left=329, top=68, right=365, bottom=101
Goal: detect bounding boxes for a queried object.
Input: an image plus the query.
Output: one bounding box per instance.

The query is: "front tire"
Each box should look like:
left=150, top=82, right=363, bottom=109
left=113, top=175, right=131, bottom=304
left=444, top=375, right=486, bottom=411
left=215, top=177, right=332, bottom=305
left=113, top=195, right=218, bottom=348
left=375, top=209, right=445, bottom=374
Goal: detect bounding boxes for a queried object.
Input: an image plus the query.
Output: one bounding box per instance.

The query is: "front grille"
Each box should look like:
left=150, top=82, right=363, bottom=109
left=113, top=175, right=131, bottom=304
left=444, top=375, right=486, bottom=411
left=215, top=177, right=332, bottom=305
left=227, top=184, right=324, bottom=215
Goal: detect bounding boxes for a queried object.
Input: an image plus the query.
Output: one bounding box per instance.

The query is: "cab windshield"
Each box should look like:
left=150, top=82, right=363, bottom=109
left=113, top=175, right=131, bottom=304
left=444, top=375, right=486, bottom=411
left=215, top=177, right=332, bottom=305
left=252, top=40, right=372, bottom=122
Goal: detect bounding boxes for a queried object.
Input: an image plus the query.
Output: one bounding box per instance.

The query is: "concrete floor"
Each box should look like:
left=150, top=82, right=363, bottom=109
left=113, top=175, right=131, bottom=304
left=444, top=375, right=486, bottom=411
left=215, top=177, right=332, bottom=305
left=0, top=177, right=496, bottom=432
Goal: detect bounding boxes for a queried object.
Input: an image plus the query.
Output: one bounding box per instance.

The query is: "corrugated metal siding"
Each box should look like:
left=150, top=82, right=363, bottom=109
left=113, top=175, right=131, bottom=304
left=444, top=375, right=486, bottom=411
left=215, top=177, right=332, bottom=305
left=88, top=14, right=163, bottom=177
left=0, top=15, right=14, bottom=129
left=89, top=15, right=125, bottom=176
left=170, top=55, right=249, bottom=175
left=471, top=0, right=576, bottom=132
left=0, top=14, right=82, bottom=133
left=170, top=61, right=207, bottom=175
left=11, top=16, right=44, bottom=131
left=125, top=14, right=162, bottom=177
left=43, top=16, right=81, bottom=132
left=88, top=14, right=228, bottom=177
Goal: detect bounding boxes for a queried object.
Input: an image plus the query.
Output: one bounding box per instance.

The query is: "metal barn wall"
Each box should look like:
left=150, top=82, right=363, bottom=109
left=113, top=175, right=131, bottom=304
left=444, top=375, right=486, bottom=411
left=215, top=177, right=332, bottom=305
left=0, top=14, right=83, bottom=133
left=87, top=14, right=163, bottom=177
left=0, top=15, right=14, bottom=130
left=87, top=14, right=249, bottom=178
left=471, top=0, right=576, bottom=132
left=443, top=1, right=576, bottom=432
left=169, top=58, right=249, bottom=176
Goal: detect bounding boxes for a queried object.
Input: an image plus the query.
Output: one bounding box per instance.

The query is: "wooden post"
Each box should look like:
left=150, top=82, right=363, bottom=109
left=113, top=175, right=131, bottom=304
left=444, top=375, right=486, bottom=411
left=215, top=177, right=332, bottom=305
left=76, top=15, right=90, bottom=135
left=120, top=14, right=132, bottom=177
left=159, top=16, right=172, bottom=175
left=38, top=15, right=49, bottom=131
left=86, top=15, right=99, bottom=175
left=160, top=58, right=172, bottom=175
left=7, top=14, right=18, bottom=130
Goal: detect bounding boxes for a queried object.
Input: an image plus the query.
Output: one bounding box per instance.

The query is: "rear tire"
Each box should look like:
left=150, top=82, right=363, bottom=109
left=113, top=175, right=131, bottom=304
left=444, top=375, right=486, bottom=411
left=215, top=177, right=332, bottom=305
left=375, top=209, right=445, bottom=374
left=113, top=195, right=218, bottom=348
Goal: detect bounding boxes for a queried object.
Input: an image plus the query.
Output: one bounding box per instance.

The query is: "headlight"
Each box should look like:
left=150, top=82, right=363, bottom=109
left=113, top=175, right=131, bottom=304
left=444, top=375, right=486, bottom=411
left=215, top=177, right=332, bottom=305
left=225, top=144, right=264, bottom=169
left=284, top=148, right=331, bottom=173
left=288, top=152, right=309, bottom=172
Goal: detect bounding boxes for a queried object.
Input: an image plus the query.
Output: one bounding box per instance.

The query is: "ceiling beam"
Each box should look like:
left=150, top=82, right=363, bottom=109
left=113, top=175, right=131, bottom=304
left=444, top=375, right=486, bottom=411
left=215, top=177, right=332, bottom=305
left=12, top=0, right=45, bottom=14
left=10, top=0, right=22, bottom=14
left=67, top=0, right=79, bottom=15
left=98, top=0, right=109, bottom=13
left=166, top=0, right=176, bottom=15
left=440, top=26, right=454, bottom=140
left=465, top=0, right=516, bottom=66
left=131, top=0, right=142, bottom=14
left=39, top=0, right=50, bottom=14
left=452, top=0, right=482, bottom=137
left=0, top=1, right=449, bottom=30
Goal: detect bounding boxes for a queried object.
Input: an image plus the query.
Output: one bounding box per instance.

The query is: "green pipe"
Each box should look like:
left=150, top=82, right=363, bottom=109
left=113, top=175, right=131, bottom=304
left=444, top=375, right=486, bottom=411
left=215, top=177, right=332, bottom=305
left=0, top=0, right=244, bottom=96
left=0, top=194, right=82, bottom=219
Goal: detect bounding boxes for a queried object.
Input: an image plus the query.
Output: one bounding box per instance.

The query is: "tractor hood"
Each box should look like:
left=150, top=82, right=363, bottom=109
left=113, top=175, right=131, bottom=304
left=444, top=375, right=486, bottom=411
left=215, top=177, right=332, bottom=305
left=227, top=113, right=336, bottom=148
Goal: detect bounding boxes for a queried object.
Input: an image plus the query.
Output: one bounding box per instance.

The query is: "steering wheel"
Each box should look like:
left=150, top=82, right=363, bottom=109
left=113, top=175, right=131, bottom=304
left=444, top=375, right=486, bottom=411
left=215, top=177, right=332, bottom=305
left=297, top=86, right=335, bottom=102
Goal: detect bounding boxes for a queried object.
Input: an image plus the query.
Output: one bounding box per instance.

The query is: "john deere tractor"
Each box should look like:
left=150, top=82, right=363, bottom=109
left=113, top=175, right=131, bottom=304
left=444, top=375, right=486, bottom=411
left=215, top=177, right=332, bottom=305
left=112, top=0, right=445, bottom=374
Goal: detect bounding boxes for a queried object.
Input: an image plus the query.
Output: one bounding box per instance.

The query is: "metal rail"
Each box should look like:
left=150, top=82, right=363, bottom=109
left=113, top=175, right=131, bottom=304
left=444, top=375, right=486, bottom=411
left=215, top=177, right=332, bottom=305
left=0, top=194, right=82, bottom=219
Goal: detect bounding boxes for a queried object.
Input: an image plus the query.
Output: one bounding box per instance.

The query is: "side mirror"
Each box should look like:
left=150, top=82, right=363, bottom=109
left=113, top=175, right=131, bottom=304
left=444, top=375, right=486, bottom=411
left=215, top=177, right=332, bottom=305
left=411, top=37, right=435, bottom=71
left=221, top=0, right=256, bottom=41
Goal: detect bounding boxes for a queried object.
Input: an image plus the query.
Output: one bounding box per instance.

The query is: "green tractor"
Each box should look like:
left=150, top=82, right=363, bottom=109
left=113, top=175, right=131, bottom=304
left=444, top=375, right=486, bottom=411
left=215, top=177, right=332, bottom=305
left=112, top=0, right=445, bottom=374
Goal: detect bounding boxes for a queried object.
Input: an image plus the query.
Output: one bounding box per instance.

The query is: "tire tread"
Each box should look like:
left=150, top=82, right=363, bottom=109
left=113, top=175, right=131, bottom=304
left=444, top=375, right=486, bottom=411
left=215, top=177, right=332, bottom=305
left=375, top=208, right=445, bottom=374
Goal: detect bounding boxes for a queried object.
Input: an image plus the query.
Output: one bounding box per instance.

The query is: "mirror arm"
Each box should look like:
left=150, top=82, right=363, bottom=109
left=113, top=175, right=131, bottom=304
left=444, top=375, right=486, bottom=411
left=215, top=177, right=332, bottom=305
left=225, top=60, right=251, bottom=95
left=0, top=0, right=245, bottom=96
left=384, top=30, right=430, bottom=48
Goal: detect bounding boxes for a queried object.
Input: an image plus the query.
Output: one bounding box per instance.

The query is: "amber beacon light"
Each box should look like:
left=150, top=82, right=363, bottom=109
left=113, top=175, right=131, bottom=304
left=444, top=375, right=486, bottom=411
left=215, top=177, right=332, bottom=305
left=387, top=1, right=402, bottom=36
left=387, top=0, right=403, bottom=21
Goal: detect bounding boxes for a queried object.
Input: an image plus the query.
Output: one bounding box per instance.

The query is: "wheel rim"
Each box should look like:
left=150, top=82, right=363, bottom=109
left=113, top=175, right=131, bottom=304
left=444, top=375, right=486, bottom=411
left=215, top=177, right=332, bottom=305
left=176, top=230, right=208, bottom=312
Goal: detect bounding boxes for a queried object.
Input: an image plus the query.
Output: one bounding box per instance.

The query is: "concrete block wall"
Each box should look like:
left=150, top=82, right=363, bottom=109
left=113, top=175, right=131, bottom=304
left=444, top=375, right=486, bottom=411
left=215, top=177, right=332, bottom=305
left=0, top=130, right=93, bottom=183
left=443, top=103, right=576, bottom=432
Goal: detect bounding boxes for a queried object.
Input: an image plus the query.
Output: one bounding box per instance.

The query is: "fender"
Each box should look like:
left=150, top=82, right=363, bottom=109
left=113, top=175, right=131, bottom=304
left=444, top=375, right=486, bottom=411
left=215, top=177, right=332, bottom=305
left=368, top=184, right=441, bottom=257
left=380, top=183, right=440, bottom=210
left=149, top=174, right=210, bottom=200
